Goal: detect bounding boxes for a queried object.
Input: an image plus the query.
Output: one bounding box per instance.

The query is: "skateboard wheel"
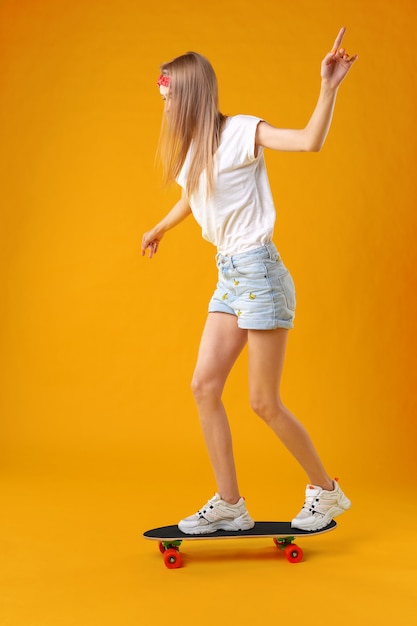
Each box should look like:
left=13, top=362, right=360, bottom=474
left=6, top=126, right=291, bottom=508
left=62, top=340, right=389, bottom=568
left=158, top=542, right=165, bottom=554
left=163, top=548, right=182, bottom=569
left=284, top=543, right=303, bottom=563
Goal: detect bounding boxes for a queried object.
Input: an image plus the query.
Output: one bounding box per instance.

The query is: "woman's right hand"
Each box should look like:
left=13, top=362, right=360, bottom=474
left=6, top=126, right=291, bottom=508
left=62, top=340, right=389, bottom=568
left=321, top=27, right=357, bottom=89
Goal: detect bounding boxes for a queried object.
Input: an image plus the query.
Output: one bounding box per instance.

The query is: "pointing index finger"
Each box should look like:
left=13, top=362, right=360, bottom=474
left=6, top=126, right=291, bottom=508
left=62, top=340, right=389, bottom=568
left=332, top=27, right=346, bottom=53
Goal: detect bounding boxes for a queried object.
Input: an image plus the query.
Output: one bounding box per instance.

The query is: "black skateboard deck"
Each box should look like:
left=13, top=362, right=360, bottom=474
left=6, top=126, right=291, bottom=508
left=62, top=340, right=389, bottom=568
left=143, top=520, right=337, bottom=568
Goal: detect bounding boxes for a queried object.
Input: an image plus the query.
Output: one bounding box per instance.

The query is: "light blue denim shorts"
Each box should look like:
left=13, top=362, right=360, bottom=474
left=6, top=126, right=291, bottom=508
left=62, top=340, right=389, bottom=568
left=208, top=242, right=296, bottom=330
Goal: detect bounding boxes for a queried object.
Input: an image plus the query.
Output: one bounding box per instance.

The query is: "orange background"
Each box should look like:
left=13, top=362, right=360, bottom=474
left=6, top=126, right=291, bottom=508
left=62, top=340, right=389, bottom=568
left=0, top=1, right=416, bottom=625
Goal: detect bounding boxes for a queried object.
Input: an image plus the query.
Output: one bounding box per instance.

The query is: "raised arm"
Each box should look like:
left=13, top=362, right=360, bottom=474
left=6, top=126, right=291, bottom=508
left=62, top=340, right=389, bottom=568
left=141, top=189, right=192, bottom=258
left=255, top=28, right=357, bottom=153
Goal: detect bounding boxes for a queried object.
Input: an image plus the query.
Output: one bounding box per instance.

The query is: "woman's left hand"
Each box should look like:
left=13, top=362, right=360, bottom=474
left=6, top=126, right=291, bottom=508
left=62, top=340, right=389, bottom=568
left=321, top=27, right=358, bottom=89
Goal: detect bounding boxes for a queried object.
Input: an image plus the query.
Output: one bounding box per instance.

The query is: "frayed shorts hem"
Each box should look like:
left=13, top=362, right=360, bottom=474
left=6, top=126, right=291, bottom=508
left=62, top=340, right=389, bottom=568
left=207, top=306, right=294, bottom=330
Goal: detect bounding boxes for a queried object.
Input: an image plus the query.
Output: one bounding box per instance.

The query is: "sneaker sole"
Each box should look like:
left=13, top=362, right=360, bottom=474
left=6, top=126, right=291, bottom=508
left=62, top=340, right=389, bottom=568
left=178, top=516, right=255, bottom=535
left=292, top=499, right=352, bottom=531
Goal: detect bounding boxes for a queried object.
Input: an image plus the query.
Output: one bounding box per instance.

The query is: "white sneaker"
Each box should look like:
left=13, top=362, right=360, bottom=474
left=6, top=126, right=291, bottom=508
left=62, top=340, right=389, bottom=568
left=291, top=480, right=351, bottom=531
left=178, top=493, right=255, bottom=535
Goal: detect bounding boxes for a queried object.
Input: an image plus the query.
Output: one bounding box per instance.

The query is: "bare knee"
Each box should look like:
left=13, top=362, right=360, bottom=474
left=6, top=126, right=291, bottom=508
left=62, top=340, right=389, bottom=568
left=250, top=394, right=284, bottom=425
left=191, top=372, right=223, bottom=405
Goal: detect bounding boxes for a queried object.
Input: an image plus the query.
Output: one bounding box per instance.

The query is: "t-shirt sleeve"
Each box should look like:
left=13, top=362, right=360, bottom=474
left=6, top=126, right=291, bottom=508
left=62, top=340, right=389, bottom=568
left=225, top=115, right=264, bottom=167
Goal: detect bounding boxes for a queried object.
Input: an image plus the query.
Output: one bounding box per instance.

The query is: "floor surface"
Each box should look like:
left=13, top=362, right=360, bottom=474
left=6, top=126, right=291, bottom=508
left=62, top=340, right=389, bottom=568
left=1, top=469, right=415, bottom=626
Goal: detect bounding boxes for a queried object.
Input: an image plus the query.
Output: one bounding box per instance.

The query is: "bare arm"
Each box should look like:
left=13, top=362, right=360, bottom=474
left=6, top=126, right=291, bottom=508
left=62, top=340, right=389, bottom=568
left=141, top=189, right=192, bottom=258
left=256, top=28, right=357, bottom=153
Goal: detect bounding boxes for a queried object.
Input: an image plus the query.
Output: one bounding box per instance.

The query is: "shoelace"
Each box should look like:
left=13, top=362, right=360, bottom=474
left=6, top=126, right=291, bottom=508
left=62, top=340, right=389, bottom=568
left=197, top=498, right=216, bottom=519
left=301, top=491, right=324, bottom=517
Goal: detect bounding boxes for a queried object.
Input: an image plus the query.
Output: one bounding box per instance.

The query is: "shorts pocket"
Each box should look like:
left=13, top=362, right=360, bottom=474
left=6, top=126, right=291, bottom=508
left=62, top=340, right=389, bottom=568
left=233, top=261, right=267, bottom=278
left=278, top=270, right=296, bottom=311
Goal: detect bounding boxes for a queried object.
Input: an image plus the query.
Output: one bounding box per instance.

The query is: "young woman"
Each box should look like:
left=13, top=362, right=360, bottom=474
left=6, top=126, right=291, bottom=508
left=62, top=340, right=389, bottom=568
left=142, top=28, right=357, bottom=534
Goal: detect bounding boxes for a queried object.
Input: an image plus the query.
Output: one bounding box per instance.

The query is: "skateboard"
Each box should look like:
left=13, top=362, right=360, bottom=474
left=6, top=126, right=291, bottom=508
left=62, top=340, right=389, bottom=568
left=143, top=520, right=337, bottom=569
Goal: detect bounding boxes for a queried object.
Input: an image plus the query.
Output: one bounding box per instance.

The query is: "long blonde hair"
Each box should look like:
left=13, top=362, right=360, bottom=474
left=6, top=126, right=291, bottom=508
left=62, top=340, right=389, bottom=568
left=157, top=52, right=226, bottom=199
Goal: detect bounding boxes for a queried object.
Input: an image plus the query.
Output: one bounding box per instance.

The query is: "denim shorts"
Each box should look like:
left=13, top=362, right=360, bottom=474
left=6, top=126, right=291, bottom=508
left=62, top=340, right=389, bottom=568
left=208, top=242, right=296, bottom=330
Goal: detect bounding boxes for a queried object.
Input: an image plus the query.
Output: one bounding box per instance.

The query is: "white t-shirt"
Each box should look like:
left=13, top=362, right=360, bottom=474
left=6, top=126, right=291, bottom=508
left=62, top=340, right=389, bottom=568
left=177, top=115, right=276, bottom=256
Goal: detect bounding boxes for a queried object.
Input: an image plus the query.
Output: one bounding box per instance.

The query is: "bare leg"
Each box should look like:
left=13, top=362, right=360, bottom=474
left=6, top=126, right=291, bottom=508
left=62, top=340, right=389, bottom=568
left=248, top=328, right=333, bottom=490
left=191, top=313, right=247, bottom=504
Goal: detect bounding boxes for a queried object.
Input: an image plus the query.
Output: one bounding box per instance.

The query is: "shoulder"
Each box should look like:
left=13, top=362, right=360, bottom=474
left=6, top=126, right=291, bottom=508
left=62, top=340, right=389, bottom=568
left=222, top=115, right=264, bottom=142
left=226, top=114, right=263, bottom=128
left=220, top=115, right=264, bottom=163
